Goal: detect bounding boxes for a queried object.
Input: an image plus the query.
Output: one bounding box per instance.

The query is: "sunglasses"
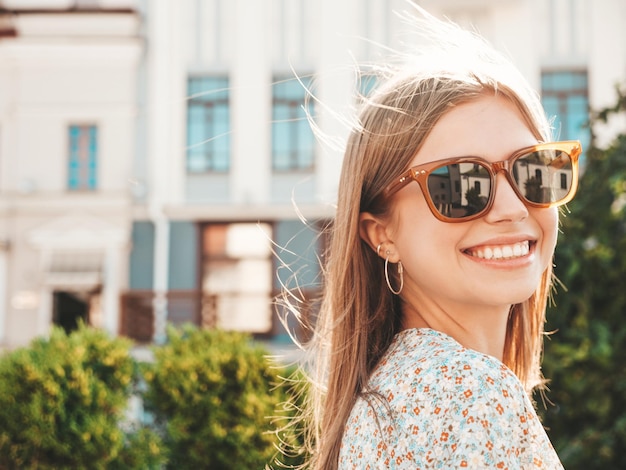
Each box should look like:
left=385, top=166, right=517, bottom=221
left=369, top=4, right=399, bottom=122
left=382, top=140, right=582, bottom=222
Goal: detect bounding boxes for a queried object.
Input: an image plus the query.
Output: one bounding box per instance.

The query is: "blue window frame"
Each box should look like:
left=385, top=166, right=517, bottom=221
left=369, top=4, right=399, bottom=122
left=187, top=77, right=230, bottom=173
left=68, top=124, right=97, bottom=190
left=272, top=76, right=315, bottom=171
left=541, top=70, right=590, bottom=152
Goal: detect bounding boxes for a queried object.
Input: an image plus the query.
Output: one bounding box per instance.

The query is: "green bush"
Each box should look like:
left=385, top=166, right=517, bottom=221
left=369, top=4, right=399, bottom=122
left=0, top=324, right=165, bottom=469
left=142, top=325, right=301, bottom=469
left=537, top=85, right=626, bottom=469
left=270, top=365, right=311, bottom=469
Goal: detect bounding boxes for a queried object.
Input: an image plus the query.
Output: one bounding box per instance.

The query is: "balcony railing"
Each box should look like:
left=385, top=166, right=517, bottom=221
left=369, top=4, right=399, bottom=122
left=120, top=290, right=204, bottom=343
left=119, top=288, right=320, bottom=344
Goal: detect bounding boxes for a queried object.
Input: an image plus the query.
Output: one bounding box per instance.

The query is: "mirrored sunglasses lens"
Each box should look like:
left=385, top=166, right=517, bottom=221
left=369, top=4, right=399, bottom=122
left=427, top=162, right=492, bottom=219
left=512, top=149, right=573, bottom=204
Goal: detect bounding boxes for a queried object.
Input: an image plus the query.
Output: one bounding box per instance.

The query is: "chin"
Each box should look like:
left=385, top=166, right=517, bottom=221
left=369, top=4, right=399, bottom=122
left=490, top=286, right=537, bottom=306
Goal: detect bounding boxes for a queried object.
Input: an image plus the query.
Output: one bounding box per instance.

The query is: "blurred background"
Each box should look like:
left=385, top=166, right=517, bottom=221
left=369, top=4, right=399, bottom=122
left=0, top=0, right=622, bottom=349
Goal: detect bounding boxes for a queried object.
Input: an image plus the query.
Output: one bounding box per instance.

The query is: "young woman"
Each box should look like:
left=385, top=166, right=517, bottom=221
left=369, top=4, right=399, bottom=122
left=293, top=8, right=581, bottom=470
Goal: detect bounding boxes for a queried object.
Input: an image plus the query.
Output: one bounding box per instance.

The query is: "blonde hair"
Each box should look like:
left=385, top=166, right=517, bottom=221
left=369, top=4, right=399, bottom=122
left=286, top=7, right=555, bottom=470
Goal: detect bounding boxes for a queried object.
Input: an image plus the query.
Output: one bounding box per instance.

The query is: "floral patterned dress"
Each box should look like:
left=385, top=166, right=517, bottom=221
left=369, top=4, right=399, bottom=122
left=338, top=328, right=563, bottom=469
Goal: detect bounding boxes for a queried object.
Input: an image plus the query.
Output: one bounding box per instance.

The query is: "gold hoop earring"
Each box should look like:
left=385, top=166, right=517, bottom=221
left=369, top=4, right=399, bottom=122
left=384, top=251, right=403, bottom=295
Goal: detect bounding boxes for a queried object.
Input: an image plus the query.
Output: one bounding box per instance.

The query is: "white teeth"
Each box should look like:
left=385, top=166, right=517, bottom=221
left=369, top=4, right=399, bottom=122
left=469, top=241, right=530, bottom=260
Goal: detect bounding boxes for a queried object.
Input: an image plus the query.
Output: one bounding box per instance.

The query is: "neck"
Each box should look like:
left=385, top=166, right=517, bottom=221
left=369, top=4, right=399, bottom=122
left=402, top=299, right=510, bottom=361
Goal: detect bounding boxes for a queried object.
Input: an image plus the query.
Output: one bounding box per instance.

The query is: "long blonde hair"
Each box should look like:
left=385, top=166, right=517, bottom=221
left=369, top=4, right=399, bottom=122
left=291, top=8, right=555, bottom=470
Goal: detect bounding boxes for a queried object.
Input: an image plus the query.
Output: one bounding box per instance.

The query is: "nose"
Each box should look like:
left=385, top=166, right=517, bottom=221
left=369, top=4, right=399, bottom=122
left=483, top=172, right=529, bottom=223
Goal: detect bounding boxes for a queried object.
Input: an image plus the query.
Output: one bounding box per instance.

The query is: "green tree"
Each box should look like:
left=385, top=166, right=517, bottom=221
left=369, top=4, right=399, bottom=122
left=524, top=175, right=543, bottom=203
left=142, top=325, right=299, bottom=469
left=0, top=324, right=164, bottom=469
left=537, top=84, right=626, bottom=469
left=465, top=186, right=487, bottom=214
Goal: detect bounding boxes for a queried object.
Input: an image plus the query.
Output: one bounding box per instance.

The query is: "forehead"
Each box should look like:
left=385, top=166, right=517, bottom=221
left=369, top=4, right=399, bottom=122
left=409, top=94, right=538, bottom=166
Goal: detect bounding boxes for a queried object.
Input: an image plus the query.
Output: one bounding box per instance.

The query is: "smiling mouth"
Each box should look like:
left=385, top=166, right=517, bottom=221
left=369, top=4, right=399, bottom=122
left=465, top=240, right=531, bottom=260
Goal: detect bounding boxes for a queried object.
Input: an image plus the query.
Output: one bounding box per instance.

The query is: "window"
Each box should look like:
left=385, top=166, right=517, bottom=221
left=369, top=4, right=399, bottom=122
left=358, top=72, right=379, bottom=99
left=535, top=169, right=543, bottom=185
left=560, top=173, right=567, bottom=190
left=474, top=181, right=481, bottom=191
left=68, top=125, right=97, bottom=191
left=272, top=76, right=315, bottom=171
left=541, top=70, right=590, bottom=151
left=187, top=77, right=230, bottom=173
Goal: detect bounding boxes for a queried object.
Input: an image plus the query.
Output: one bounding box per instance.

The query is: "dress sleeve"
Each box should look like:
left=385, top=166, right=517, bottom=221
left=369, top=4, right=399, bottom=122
left=430, top=365, right=530, bottom=467
left=416, top=361, right=562, bottom=469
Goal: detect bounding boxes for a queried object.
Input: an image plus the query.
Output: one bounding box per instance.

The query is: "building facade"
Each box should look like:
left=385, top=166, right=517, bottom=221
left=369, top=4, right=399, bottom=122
left=0, top=0, right=624, bottom=349
left=0, top=0, right=141, bottom=348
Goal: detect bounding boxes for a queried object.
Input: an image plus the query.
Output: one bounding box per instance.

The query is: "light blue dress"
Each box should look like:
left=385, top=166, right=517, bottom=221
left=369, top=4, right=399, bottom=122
left=338, top=328, right=564, bottom=469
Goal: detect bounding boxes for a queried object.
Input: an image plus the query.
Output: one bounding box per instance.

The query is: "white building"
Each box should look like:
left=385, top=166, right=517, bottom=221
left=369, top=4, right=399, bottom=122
left=0, top=0, right=624, bottom=349
left=0, top=0, right=141, bottom=348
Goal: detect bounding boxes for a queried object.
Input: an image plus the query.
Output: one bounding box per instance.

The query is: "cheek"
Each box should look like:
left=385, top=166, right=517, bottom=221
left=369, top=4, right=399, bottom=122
left=538, top=208, right=559, bottom=258
left=389, top=201, right=459, bottom=269
left=386, top=195, right=435, bottom=248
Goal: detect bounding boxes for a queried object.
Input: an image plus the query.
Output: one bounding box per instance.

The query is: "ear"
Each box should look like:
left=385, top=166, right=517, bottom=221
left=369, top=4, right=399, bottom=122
left=359, top=212, right=396, bottom=260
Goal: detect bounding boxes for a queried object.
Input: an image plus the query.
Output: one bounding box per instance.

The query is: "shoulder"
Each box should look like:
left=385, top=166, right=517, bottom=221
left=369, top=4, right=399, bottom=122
left=339, top=329, right=562, bottom=468
left=368, top=328, right=523, bottom=401
left=369, top=329, right=528, bottom=427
